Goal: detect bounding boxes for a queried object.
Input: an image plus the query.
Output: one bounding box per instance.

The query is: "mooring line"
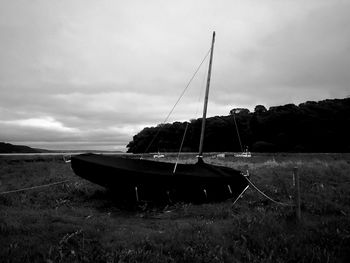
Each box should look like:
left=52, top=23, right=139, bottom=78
left=141, top=48, right=212, bottom=158
left=0, top=179, right=72, bottom=195
left=244, top=176, right=294, bottom=207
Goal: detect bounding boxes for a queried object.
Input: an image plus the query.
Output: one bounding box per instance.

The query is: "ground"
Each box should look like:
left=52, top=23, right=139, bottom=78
left=0, top=153, right=349, bottom=262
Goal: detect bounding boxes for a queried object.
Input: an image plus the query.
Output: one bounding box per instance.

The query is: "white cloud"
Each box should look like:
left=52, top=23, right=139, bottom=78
left=0, top=117, right=78, bottom=133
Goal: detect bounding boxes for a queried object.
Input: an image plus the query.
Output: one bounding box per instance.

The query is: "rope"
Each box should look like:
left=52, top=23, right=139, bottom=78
left=245, top=176, right=294, bottom=207
left=173, top=122, right=189, bottom=173
left=233, top=185, right=249, bottom=205
left=0, top=179, right=72, bottom=195
left=173, top=63, right=207, bottom=173
left=196, top=54, right=209, bottom=118
left=141, top=48, right=212, bottom=157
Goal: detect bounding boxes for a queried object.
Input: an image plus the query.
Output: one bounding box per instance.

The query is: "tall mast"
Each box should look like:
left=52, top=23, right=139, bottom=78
left=198, top=31, right=215, bottom=162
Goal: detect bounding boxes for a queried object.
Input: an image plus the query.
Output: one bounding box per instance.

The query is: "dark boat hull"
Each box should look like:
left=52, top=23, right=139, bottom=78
left=71, top=153, right=249, bottom=203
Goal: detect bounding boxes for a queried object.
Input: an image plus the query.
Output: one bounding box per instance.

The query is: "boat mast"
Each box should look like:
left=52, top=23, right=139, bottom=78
left=198, top=31, right=215, bottom=162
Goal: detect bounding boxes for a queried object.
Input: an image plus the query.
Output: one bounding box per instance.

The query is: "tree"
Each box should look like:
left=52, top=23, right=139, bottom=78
left=254, top=105, right=267, bottom=114
left=126, top=98, right=350, bottom=153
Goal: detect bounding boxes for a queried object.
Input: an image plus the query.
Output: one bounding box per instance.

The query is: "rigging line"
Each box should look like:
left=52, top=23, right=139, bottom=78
left=196, top=58, right=209, bottom=118
left=173, top=121, right=189, bottom=173
left=173, top=64, right=208, bottom=172
left=232, top=112, right=244, bottom=152
left=141, top=47, right=212, bottom=157
left=245, top=176, right=294, bottom=207
left=0, top=179, right=72, bottom=195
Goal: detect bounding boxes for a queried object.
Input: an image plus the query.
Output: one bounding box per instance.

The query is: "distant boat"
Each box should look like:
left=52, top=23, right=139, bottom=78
left=216, top=153, right=225, bottom=158
left=234, top=147, right=252, bottom=158
left=231, top=106, right=252, bottom=158
left=71, top=32, right=249, bottom=203
left=153, top=152, right=165, bottom=159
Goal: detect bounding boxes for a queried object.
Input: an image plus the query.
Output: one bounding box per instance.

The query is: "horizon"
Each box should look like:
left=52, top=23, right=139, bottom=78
left=4, top=95, right=348, bottom=152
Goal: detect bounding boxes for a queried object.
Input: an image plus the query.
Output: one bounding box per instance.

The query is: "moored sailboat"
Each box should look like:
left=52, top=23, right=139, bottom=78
left=71, top=32, right=249, bottom=203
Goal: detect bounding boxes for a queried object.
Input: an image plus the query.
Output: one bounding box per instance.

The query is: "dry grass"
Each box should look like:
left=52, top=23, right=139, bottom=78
left=0, top=153, right=349, bottom=262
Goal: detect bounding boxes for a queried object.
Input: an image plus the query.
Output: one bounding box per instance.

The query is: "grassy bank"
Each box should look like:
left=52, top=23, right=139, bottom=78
left=0, top=154, right=349, bottom=262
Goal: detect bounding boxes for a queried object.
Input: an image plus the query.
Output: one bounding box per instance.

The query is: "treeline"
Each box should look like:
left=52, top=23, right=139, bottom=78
left=127, top=98, right=350, bottom=153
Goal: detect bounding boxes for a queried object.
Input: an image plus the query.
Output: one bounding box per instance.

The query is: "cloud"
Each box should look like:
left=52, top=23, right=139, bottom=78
left=0, top=0, right=349, bottom=150
left=0, top=117, right=77, bottom=132
left=210, top=1, right=350, bottom=108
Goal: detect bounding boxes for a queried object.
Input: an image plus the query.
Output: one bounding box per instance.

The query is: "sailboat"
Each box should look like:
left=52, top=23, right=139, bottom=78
left=71, top=32, right=249, bottom=203
left=234, top=147, right=252, bottom=158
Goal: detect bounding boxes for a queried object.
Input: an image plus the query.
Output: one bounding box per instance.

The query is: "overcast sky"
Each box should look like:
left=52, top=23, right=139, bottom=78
left=0, top=0, right=349, bottom=151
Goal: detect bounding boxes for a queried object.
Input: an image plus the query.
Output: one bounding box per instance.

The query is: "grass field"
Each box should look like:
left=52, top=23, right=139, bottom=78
left=0, top=153, right=349, bottom=262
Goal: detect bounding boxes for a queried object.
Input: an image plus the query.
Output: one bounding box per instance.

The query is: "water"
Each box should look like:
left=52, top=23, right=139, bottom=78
left=0, top=152, right=129, bottom=157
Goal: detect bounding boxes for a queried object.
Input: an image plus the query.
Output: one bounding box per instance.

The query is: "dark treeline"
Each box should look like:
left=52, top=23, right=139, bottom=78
left=127, top=98, right=350, bottom=153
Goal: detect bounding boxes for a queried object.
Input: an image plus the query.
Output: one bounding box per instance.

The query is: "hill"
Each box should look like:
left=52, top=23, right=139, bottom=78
left=127, top=97, right=350, bottom=153
left=0, top=142, right=43, bottom=153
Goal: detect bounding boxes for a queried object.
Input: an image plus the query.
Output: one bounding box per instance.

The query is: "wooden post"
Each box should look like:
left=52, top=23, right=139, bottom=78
left=135, top=186, right=139, bottom=202
left=244, top=164, right=249, bottom=176
left=293, top=167, right=301, bottom=221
